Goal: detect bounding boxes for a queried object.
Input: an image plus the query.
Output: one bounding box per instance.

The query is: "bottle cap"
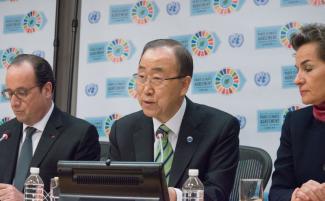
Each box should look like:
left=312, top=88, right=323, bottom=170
left=188, top=169, right=199, bottom=176
left=30, top=167, right=40, bottom=174
left=54, top=177, right=59, bottom=183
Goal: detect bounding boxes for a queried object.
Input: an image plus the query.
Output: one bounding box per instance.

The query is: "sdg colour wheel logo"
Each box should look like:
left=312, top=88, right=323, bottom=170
left=213, top=0, right=240, bottom=15
left=131, top=0, right=155, bottom=24
left=215, top=67, right=240, bottom=95
left=104, top=114, right=122, bottom=136
left=106, top=39, right=130, bottom=63
left=1, top=47, right=22, bottom=68
left=128, top=77, right=137, bottom=98
left=280, top=22, right=302, bottom=49
left=310, top=0, right=325, bottom=6
left=191, top=31, right=215, bottom=57
left=22, top=10, right=44, bottom=33
left=0, top=117, right=10, bottom=126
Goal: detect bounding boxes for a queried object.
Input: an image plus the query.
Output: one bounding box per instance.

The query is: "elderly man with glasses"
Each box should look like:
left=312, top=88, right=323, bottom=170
left=108, top=39, right=240, bottom=201
left=0, top=54, right=100, bottom=201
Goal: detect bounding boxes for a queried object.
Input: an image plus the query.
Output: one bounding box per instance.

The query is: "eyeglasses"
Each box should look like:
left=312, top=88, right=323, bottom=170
left=1, top=85, right=39, bottom=100
left=133, top=73, right=186, bottom=88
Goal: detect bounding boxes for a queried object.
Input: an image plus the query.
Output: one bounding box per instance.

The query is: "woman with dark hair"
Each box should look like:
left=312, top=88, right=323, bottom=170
left=269, top=23, right=325, bottom=201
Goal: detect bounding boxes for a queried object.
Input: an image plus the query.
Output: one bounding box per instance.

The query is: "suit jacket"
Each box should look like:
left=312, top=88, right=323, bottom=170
left=109, top=98, right=240, bottom=201
left=0, top=106, right=100, bottom=192
left=269, top=106, right=325, bottom=201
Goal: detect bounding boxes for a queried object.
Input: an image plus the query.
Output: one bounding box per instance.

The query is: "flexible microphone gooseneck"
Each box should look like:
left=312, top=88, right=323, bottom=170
left=0, top=131, right=10, bottom=142
left=156, top=129, right=164, bottom=163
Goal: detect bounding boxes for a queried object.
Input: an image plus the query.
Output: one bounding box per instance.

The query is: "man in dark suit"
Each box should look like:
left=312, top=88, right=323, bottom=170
left=0, top=54, right=100, bottom=201
left=109, top=39, right=240, bottom=201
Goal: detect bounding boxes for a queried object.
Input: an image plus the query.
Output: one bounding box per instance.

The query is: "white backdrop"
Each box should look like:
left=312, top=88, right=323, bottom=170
left=0, top=0, right=56, bottom=123
left=76, top=0, right=324, bottom=163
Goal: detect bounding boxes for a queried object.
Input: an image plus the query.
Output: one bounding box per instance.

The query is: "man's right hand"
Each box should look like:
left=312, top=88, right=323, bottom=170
left=0, top=183, right=24, bottom=201
left=168, top=187, right=177, bottom=201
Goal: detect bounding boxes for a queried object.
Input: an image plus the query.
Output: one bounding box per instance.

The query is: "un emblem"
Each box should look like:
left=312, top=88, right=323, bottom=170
left=88, top=11, right=100, bottom=24
left=166, top=1, right=180, bottom=15
left=228, top=33, right=244, bottom=48
left=236, top=115, right=246, bottom=129
left=254, top=0, right=269, bottom=6
left=85, top=83, right=98, bottom=96
left=32, top=50, right=45, bottom=58
left=254, top=72, right=270, bottom=86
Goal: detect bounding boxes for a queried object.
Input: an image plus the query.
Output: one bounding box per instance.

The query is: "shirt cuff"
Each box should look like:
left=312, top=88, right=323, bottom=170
left=174, top=187, right=182, bottom=201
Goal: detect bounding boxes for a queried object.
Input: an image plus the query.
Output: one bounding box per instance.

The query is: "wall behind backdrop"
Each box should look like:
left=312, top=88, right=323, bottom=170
left=76, top=0, right=325, bottom=164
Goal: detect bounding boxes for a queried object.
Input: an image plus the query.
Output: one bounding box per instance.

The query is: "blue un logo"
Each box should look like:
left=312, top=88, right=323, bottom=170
left=32, top=50, right=45, bottom=58
left=88, top=11, right=101, bottom=24
left=228, top=33, right=244, bottom=48
left=166, top=1, right=181, bottom=15
left=254, top=72, right=271, bottom=87
left=85, top=83, right=98, bottom=96
left=236, top=115, right=246, bottom=129
left=254, top=0, right=269, bottom=6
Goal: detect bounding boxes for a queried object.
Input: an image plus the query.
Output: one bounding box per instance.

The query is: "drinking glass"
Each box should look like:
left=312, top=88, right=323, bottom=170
left=50, top=177, right=60, bottom=201
left=239, top=179, right=263, bottom=201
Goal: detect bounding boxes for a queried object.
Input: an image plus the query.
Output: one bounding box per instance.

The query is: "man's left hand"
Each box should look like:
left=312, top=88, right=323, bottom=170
left=0, top=183, right=24, bottom=201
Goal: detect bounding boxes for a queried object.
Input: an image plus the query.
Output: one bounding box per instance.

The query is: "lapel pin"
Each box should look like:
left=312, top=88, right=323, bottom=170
left=186, top=136, right=193, bottom=143
left=50, top=134, right=56, bottom=139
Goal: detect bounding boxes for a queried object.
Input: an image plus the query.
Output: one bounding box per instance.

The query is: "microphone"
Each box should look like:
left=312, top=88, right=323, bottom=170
left=0, top=131, right=10, bottom=142
left=155, top=129, right=164, bottom=163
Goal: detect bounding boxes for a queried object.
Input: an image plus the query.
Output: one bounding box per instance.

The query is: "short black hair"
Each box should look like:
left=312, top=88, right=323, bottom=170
left=9, top=54, right=56, bottom=92
left=290, top=23, right=325, bottom=62
left=140, top=39, right=193, bottom=77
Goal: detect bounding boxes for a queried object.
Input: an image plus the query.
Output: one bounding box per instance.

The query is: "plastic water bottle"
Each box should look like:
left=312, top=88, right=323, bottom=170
left=182, top=169, right=204, bottom=201
left=24, top=167, right=44, bottom=201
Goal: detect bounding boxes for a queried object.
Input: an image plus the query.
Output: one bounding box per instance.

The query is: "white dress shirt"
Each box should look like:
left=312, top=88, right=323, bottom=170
left=152, top=98, right=187, bottom=201
left=17, top=102, right=54, bottom=157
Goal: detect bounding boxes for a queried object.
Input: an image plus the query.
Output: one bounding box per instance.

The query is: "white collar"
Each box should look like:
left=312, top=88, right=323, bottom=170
left=23, top=102, right=54, bottom=132
left=153, top=98, right=187, bottom=136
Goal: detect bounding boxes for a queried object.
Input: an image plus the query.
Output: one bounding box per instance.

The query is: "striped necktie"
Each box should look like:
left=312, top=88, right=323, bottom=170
left=154, top=124, right=174, bottom=184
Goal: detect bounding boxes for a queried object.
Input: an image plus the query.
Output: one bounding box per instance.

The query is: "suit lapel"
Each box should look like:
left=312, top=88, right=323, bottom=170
left=30, top=107, right=62, bottom=167
left=169, top=99, right=204, bottom=187
left=3, top=120, right=22, bottom=183
left=133, top=114, right=154, bottom=161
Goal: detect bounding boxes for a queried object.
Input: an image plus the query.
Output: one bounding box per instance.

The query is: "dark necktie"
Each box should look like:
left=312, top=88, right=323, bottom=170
left=13, top=127, right=37, bottom=191
left=154, top=124, right=174, bottom=184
